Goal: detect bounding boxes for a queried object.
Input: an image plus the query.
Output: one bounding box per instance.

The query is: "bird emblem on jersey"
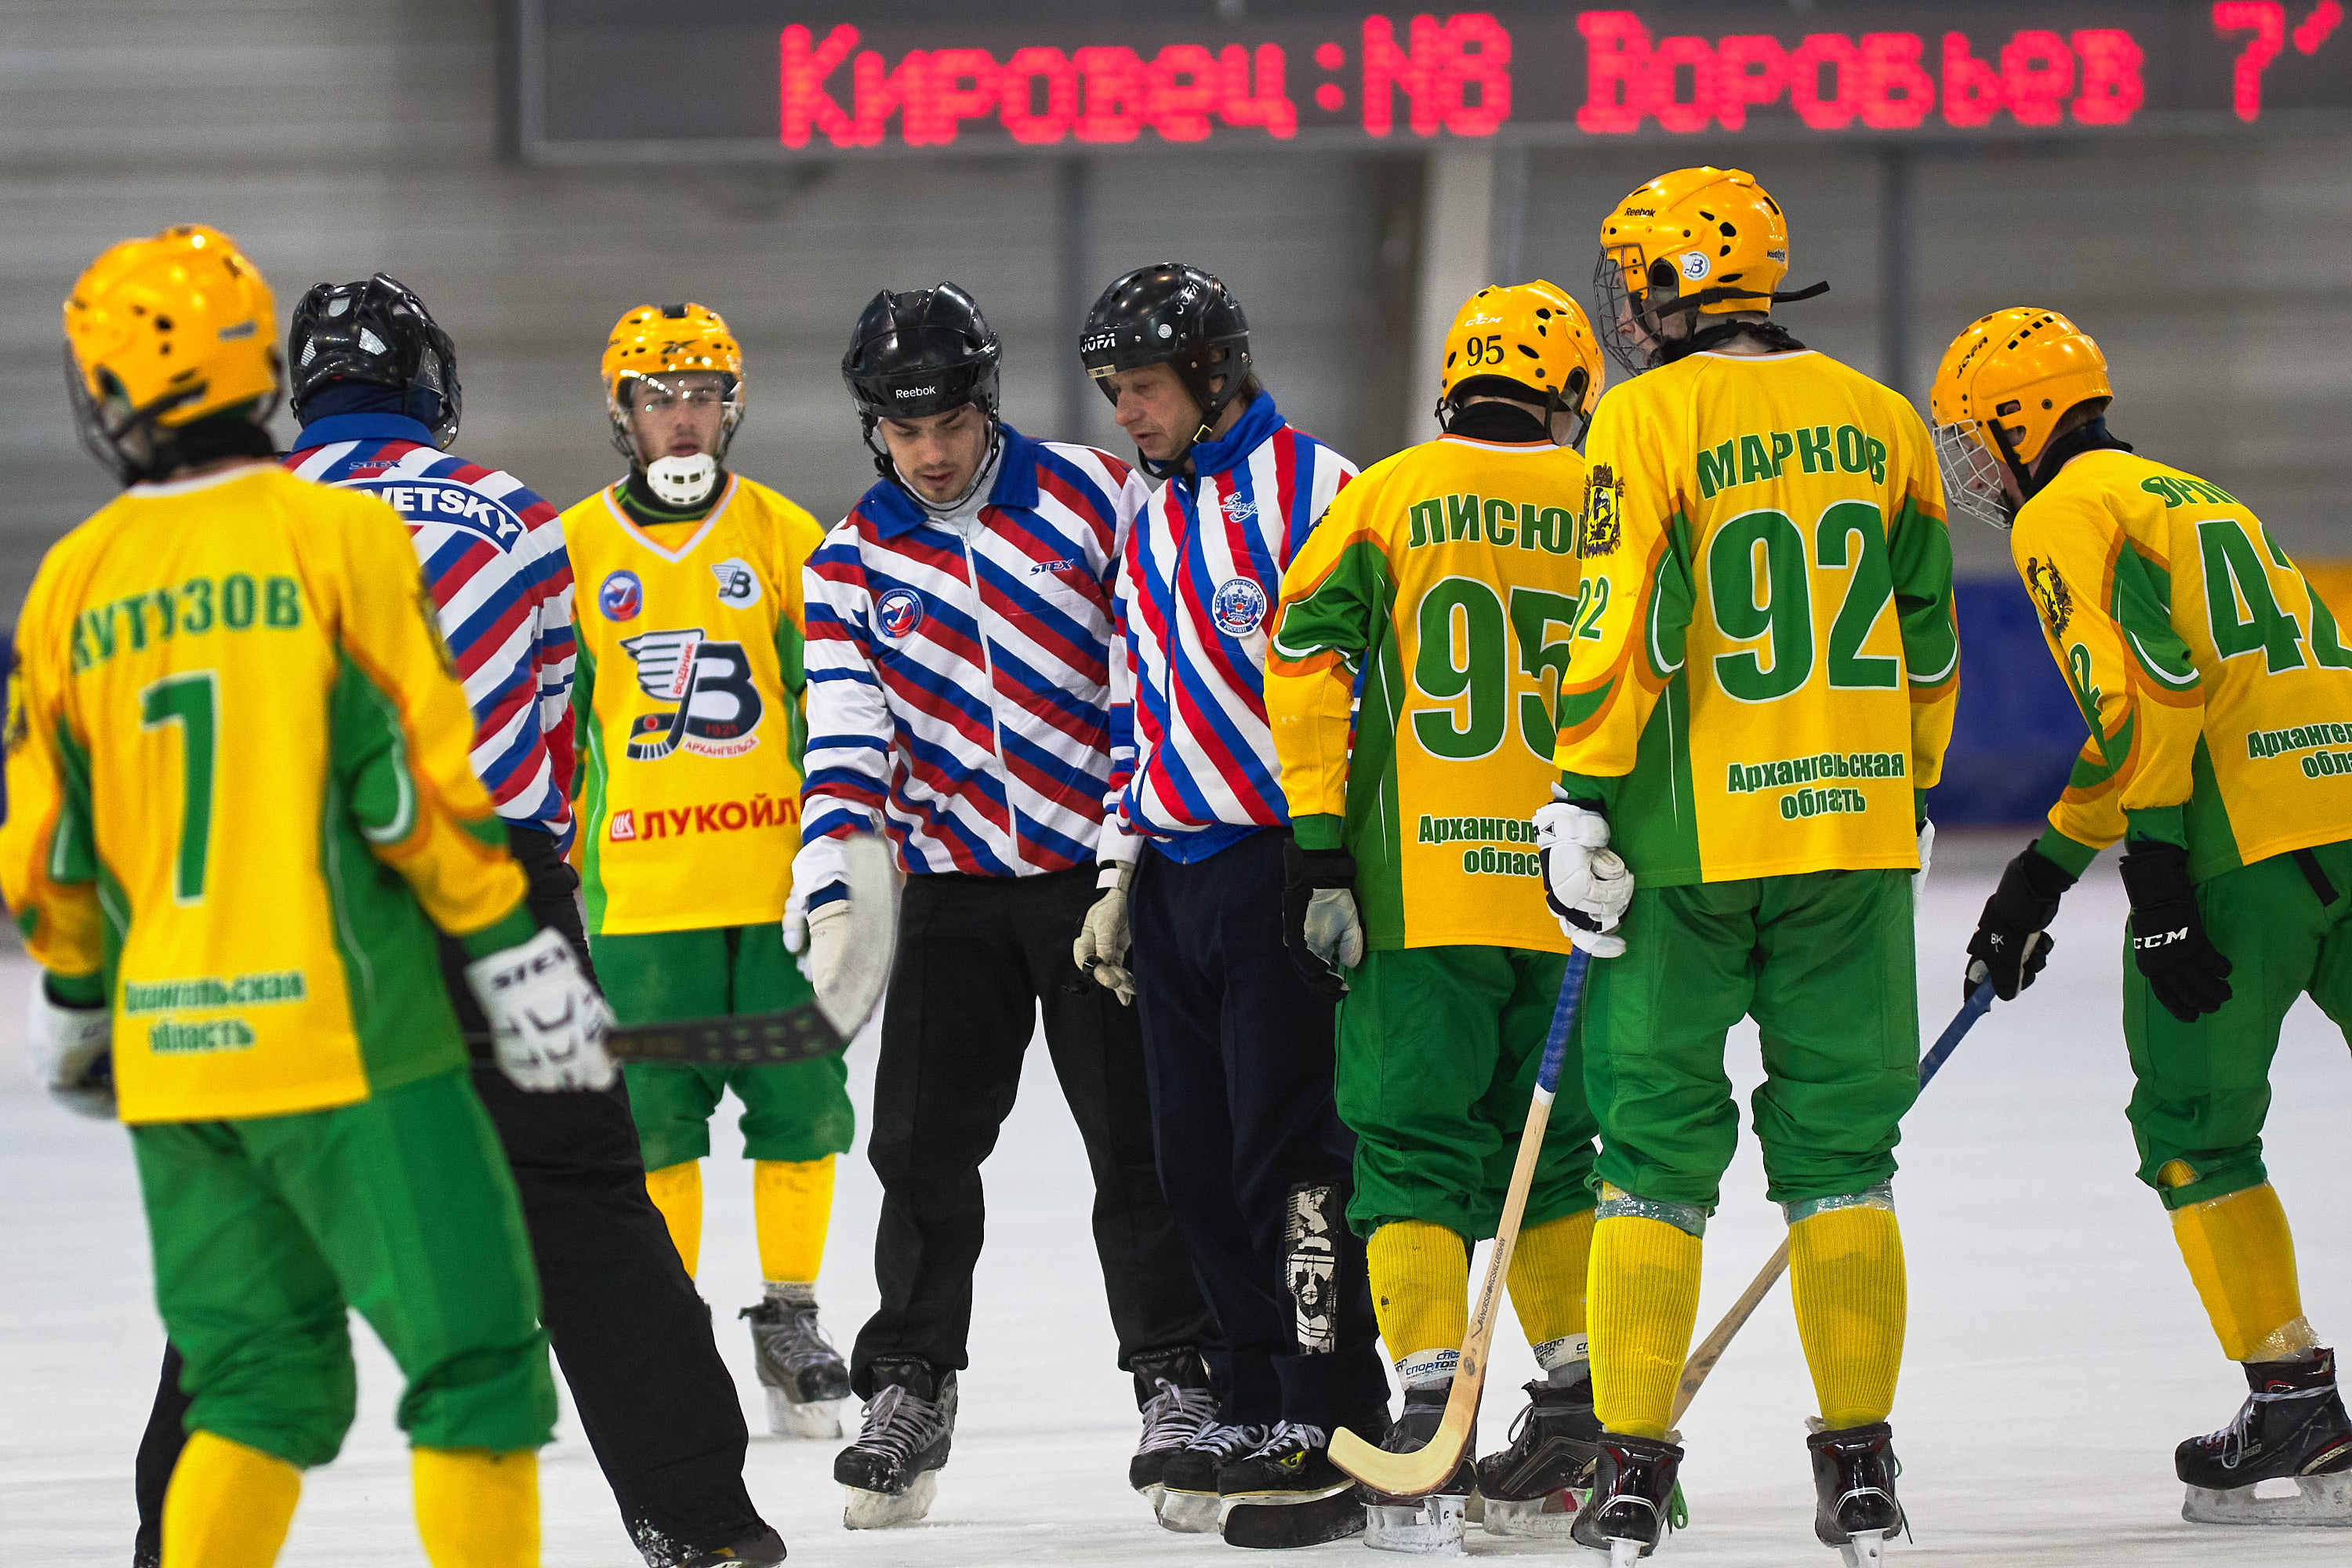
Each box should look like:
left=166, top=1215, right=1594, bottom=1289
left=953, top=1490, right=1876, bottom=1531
left=600, top=569, right=643, bottom=622
left=1582, top=464, right=1623, bottom=558
left=2024, top=556, right=2074, bottom=637
left=1210, top=576, right=1269, bottom=638
left=874, top=587, right=925, bottom=642
left=619, top=627, right=764, bottom=760
left=710, top=557, right=761, bottom=608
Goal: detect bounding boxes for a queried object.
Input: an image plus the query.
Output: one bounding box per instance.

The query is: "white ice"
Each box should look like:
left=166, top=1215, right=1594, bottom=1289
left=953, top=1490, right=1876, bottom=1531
left=5, top=837, right=2349, bottom=1565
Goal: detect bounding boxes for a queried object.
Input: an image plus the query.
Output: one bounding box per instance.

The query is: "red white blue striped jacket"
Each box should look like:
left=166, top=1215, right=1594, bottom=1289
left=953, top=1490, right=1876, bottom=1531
left=1108, top=394, right=1356, bottom=862
left=801, top=426, right=1148, bottom=881
left=286, top=414, right=577, bottom=848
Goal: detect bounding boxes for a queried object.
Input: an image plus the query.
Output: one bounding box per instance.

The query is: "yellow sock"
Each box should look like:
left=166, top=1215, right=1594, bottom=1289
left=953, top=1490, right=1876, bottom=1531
left=412, top=1447, right=539, bottom=1568
left=1589, top=1214, right=1703, bottom=1439
left=755, top=1155, right=837, bottom=1286
left=1508, top=1208, right=1595, bottom=1368
left=162, top=1430, right=301, bottom=1568
left=2170, top=1182, right=2318, bottom=1361
left=1788, top=1203, right=1906, bottom=1430
left=644, top=1160, right=703, bottom=1278
left=1367, top=1219, right=1468, bottom=1384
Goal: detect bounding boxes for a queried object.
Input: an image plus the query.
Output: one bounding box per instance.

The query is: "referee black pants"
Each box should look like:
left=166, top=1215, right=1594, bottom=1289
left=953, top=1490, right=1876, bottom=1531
left=1131, top=830, right=1388, bottom=1430
left=848, top=866, right=1216, bottom=1396
left=134, top=829, right=770, bottom=1564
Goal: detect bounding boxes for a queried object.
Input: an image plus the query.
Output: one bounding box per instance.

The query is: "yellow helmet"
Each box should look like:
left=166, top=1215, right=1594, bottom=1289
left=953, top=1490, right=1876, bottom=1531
left=1929, top=307, right=2113, bottom=531
left=1438, top=280, right=1607, bottom=444
left=64, top=224, right=281, bottom=481
left=1592, top=167, right=1821, bottom=376
left=601, top=302, right=746, bottom=463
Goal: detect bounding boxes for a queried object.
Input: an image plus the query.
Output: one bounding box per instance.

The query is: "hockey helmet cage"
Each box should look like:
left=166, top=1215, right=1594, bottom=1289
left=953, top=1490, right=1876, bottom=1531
left=1438, top=280, right=1606, bottom=445
left=602, top=303, right=746, bottom=463
left=1592, top=167, right=1826, bottom=376
left=64, top=224, right=282, bottom=485
left=1080, top=263, right=1252, bottom=471
left=1929, top=307, right=2114, bottom=532
left=288, top=273, right=462, bottom=449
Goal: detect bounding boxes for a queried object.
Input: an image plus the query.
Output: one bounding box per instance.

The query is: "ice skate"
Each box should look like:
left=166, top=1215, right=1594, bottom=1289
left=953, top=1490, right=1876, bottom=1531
left=743, top=1290, right=851, bottom=1439
left=1221, top=1418, right=1385, bottom=1548
left=2178, top=1347, right=2352, bottom=1526
left=1808, top=1421, right=1905, bottom=1566
left=1157, top=1421, right=1272, bottom=1534
left=1476, top=1377, right=1602, bottom=1537
left=1129, top=1346, right=1218, bottom=1511
left=834, top=1356, right=955, bottom=1529
left=1360, top=1381, right=1474, bottom=1556
left=670, top=1525, right=788, bottom=1567
left=1570, top=1432, right=1682, bottom=1563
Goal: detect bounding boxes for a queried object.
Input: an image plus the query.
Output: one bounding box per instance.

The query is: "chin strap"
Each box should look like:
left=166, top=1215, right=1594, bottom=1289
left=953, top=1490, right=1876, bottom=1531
left=1659, top=318, right=1809, bottom=365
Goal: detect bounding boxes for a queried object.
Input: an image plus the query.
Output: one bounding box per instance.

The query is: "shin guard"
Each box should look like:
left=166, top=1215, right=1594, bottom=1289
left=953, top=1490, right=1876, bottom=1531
left=2169, top=1182, right=2317, bottom=1363
left=755, top=1154, right=837, bottom=1286
left=1367, top=1218, right=1468, bottom=1386
left=1788, top=1200, right=1906, bottom=1431
left=1588, top=1211, right=1702, bottom=1439
left=644, top=1158, right=703, bottom=1279
left=412, top=1447, right=539, bottom=1568
left=162, top=1430, right=301, bottom=1568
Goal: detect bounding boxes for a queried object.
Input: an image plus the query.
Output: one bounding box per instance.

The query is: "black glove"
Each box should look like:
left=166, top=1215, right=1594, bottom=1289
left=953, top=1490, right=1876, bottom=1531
left=1964, top=843, right=2078, bottom=1003
left=2118, top=839, right=2233, bottom=1022
left=1282, top=837, right=1357, bottom=1000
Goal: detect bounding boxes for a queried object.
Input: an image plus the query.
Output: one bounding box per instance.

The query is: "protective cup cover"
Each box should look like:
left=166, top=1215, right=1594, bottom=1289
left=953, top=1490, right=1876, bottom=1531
left=288, top=273, right=462, bottom=448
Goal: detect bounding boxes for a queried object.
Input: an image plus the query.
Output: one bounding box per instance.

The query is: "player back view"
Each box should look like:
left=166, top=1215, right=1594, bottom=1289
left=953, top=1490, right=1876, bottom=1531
left=7, top=226, right=611, bottom=1568
left=1545, top=169, right=1958, bottom=1566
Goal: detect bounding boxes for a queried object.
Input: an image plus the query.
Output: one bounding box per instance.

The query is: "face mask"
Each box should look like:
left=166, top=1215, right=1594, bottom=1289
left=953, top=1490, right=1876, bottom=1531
left=644, top=452, right=719, bottom=508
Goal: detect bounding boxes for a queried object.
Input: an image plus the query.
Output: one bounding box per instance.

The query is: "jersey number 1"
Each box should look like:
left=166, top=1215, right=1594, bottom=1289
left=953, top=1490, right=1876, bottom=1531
left=140, top=671, right=217, bottom=903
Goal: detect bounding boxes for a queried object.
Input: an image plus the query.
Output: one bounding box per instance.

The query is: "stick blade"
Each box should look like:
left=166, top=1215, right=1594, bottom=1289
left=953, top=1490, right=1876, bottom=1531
left=1330, top=1414, right=1471, bottom=1500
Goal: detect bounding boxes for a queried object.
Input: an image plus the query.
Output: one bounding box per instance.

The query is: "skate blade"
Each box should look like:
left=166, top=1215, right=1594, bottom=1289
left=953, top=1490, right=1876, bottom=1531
left=1482, top=1489, right=1584, bottom=1538
left=2183, top=1468, right=2352, bottom=1526
left=767, top=1388, right=843, bottom=1439
left=1364, top=1495, right=1467, bottom=1555
left=1609, top=1538, right=1646, bottom=1568
left=1134, top=1480, right=1166, bottom=1513
left=1839, top=1527, right=1889, bottom=1566
left=1156, top=1486, right=1224, bottom=1534
left=842, top=1469, right=937, bottom=1530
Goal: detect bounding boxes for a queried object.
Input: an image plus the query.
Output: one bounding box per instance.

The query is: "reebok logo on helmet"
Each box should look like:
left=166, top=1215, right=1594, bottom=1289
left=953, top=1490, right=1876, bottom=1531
left=895, top=385, right=937, bottom=398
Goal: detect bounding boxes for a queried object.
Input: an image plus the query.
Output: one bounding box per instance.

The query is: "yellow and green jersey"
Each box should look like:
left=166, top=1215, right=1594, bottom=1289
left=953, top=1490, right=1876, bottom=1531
left=1555, top=350, right=1958, bottom=885
left=0, top=464, right=528, bottom=1124
left=1268, top=428, right=1585, bottom=950
left=2013, top=448, right=2352, bottom=881
left=565, top=473, right=826, bottom=935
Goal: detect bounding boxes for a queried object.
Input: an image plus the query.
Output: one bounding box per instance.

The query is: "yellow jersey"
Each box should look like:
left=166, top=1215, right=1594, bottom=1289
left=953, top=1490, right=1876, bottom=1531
left=0, top=463, right=526, bottom=1123
left=2014, top=448, right=2352, bottom=880
left=1555, top=349, right=1959, bottom=884
left=564, top=473, right=826, bottom=935
left=1269, top=423, right=1584, bottom=950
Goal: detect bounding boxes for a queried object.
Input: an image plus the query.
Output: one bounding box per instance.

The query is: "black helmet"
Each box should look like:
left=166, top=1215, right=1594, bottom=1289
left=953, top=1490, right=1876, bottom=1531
left=842, top=282, right=1002, bottom=482
left=1080, top=263, right=1251, bottom=474
left=288, top=274, right=461, bottom=448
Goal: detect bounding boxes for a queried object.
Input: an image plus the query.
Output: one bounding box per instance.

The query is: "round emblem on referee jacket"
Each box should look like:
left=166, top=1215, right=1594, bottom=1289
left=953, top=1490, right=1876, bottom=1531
left=1210, top=575, right=1268, bottom=637
left=875, top=587, right=925, bottom=641
left=599, top=569, right=642, bottom=622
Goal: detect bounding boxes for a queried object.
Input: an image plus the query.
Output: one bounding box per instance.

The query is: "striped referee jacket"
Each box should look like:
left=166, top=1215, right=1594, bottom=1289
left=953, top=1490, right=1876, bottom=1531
left=800, top=425, right=1149, bottom=887
left=1108, top=392, right=1356, bottom=862
left=287, top=413, right=578, bottom=848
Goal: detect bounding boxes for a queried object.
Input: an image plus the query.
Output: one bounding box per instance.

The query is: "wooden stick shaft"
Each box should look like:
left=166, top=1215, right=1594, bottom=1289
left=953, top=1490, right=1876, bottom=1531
left=1669, top=1236, right=1788, bottom=1425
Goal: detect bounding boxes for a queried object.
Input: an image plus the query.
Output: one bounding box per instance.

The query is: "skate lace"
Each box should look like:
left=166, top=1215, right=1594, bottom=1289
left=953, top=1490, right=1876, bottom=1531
left=2201, top=1384, right=2328, bottom=1472
left=851, top=1381, right=943, bottom=1463
left=770, top=1304, right=843, bottom=1377
left=1250, top=1420, right=1330, bottom=1462
left=1186, top=1420, right=1273, bottom=1461
left=1138, top=1377, right=1219, bottom=1455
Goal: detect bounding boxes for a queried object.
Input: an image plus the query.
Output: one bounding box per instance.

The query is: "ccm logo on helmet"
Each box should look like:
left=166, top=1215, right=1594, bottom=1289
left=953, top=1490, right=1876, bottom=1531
left=895, top=385, right=937, bottom=399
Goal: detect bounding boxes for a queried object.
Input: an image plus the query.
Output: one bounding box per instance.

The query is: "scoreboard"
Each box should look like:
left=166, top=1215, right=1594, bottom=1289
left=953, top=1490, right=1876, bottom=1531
left=517, top=2, right=2352, bottom=161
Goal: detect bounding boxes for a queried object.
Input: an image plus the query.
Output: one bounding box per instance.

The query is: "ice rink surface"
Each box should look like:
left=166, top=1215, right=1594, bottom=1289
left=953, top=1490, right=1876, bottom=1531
left=5, top=835, right=2349, bottom=1566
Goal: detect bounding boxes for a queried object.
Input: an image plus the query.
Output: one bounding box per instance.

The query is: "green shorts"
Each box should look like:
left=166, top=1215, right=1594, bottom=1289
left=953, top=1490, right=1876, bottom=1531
left=129, top=1068, right=556, bottom=1469
left=2126, top=839, right=2352, bottom=1210
left=1582, top=869, right=1919, bottom=1212
left=593, top=923, right=855, bottom=1170
left=1335, top=945, right=1598, bottom=1241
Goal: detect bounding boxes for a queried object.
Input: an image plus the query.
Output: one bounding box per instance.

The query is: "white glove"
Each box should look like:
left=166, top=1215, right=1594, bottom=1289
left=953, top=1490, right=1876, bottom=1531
left=802, top=899, right=851, bottom=999
left=1073, top=862, right=1137, bottom=1005
left=1913, top=819, right=1935, bottom=901
left=1533, top=796, right=1632, bottom=958
left=27, top=980, right=115, bottom=1119
left=464, top=927, right=615, bottom=1092
left=1302, top=887, right=1365, bottom=973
